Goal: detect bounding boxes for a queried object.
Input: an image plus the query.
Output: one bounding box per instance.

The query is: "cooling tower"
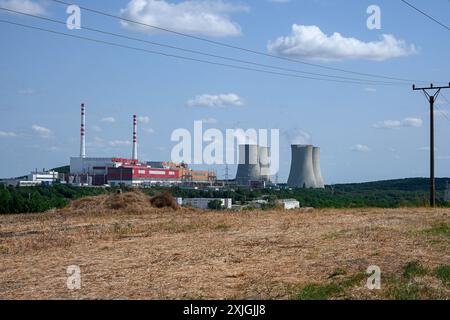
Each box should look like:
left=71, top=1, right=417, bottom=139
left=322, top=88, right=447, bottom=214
left=259, top=146, right=271, bottom=182
left=287, top=145, right=317, bottom=188
left=235, top=144, right=261, bottom=186
left=312, top=147, right=325, bottom=188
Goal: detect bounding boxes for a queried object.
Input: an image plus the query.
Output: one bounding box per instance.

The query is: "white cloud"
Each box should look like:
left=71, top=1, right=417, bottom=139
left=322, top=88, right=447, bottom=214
left=268, top=24, right=417, bottom=61
left=351, top=144, right=370, bottom=153
left=364, top=87, right=377, bottom=93
left=373, top=117, right=423, bottom=129
left=101, top=117, right=116, bottom=123
left=31, top=124, right=52, bottom=138
left=109, top=140, right=131, bottom=147
left=200, top=117, right=218, bottom=124
left=120, top=0, right=247, bottom=37
left=402, top=118, right=423, bottom=127
left=0, top=130, right=17, bottom=137
left=0, top=0, right=47, bottom=15
left=187, top=93, right=244, bottom=107
left=268, top=0, right=290, bottom=3
left=92, top=125, right=102, bottom=132
left=143, top=127, right=155, bottom=133
left=138, top=116, right=150, bottom=124
left=87, top=136, right=105, bottom=148
left=18, top=88, right=35, bottom=95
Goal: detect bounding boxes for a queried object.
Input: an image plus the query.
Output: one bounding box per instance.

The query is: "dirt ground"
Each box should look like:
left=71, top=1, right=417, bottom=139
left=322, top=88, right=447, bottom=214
left=0, top=192, right=449, bottom=300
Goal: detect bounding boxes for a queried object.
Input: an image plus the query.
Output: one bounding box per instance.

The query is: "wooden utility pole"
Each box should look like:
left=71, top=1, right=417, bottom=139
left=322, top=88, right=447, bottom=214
left=413, top=83, right=450, bottom=207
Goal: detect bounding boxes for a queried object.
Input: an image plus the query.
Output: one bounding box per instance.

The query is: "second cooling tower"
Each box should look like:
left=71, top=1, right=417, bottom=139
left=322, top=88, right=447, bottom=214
left=288, top=145, right=324, bottom=189
left=312, top=147, right=325, bottom=188
left=258, top=146, right=271, bottom=182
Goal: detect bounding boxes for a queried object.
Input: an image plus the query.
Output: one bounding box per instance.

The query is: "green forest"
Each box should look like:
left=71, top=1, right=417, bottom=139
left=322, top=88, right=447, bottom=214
left=0, top=178, right=449, bottom=214
left=0, top=184, right=108, bottom=214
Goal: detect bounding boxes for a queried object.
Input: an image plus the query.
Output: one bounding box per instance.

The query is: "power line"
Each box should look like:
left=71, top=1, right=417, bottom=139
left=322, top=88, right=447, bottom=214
left=441, top=93, right=450, bottom=105
left=49, top=0, right=437, bottom=84
left=400, top=0, right=450, bottom=31
left=0, top=19, right=399, bottom=86
left=0, top=7, right=401, bottom=85
left=435, top=104, right=450, bottom=123
left=436, top=93, right=450, bottom=122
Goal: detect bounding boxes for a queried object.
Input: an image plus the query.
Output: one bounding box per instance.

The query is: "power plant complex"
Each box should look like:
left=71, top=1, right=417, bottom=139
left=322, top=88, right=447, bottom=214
left=69, top=103, right=216, bottom=187
left=2, top=103, right=325, bottom=189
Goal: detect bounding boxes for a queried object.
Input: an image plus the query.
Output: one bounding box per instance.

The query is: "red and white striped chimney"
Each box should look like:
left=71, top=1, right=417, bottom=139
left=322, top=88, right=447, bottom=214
left=132, top=114, right=138, bottom=160
left=80, top=103, right=86, bottom=158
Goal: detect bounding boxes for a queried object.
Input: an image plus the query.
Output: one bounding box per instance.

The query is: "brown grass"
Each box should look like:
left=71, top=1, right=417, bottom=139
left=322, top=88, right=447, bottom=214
left=150, top=191, right=179, bottom=210
left=0, top=193, right=449, bottom=300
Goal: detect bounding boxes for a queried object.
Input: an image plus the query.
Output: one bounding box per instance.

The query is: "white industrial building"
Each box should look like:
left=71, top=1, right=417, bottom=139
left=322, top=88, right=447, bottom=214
left=2, top=170, right=60, bottom=187
left=180, top=198, right=233, bottom=209
left=277, top=199, right=300, bottom=210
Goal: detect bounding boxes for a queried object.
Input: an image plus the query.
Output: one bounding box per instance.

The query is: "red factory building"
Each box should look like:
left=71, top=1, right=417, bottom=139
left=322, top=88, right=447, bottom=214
left=107, top=162, right=181, bottom=187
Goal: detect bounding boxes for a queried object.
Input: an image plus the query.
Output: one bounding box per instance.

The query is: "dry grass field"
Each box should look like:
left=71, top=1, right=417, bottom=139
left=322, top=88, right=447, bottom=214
left=0, top=192, right=449, bottom=300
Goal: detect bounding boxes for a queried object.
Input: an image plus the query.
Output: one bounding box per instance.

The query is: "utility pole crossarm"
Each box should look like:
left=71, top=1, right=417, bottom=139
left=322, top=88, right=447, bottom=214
left=413, top=83, right=450, bottom=91
left=412, top=83, right=450, bottom=207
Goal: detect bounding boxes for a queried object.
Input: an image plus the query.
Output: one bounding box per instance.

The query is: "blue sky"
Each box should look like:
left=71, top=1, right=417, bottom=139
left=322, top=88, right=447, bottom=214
left=0, top=0, right=449, bottom=183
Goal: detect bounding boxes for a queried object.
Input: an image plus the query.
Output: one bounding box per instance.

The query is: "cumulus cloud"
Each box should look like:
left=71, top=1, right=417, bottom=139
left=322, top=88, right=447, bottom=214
left=120, top=0, right=247, bottom=37
left=187, top=93, right=243, bottom=107
left=138, top=116, right=150, bottom=124
left=0, top=130, right=17, bottom=137
left=100, top=117, right=116, bottom=123
left=31, top=124, right=52, bottom=138
left=0, top=0, right=47, bottom=15
left=351, top=144, right=370, bottom=153
left=373, top=117, right=423, bottom=129
left=268, top=24, right=417, bottom=61
left=109, top=140, right=131, bottom=147
left=200, top=117, right=218, bottom=124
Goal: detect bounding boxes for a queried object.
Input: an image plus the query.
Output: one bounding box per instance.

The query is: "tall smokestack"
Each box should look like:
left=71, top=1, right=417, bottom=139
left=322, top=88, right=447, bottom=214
left=132, top=114, right=138, bottom=160
left=80, top=103, right=86, bottom=158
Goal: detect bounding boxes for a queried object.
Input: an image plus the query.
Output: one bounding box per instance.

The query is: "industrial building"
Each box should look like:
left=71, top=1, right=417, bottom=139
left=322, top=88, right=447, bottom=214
left=2, top=170, right=60, bottom=187
left=277, top=199, right=300, bottom=210
left=287, top=145, right=325, bottom=189
left=179, top=198, right=233, bottom=210
left=68, top=103, right=216, bottom=187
